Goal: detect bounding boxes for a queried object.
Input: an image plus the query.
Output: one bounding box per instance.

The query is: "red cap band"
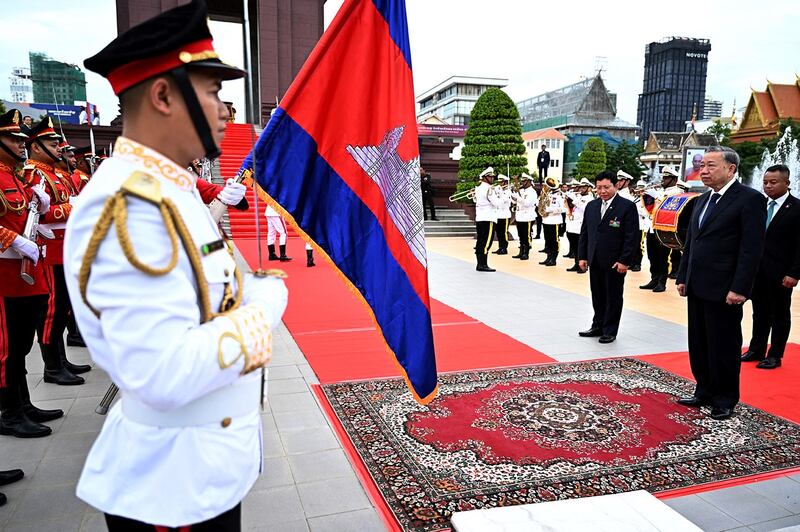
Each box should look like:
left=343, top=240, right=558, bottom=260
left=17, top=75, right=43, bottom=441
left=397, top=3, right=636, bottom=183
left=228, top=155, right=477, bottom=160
left=107, top=39, right=217, bottom=95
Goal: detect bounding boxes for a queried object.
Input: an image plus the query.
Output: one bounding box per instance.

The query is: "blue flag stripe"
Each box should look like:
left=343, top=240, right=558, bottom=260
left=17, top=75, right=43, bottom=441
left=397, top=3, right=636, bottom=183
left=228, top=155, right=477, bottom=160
left=254, top=111, right=437, bottom=398
left=371, top=0, right=412, bottom=69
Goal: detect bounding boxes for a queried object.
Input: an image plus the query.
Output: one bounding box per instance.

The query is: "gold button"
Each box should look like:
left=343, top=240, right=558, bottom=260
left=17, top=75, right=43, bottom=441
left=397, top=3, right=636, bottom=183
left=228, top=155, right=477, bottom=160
left=221, top=417, right=232, bottom=428
left=179, top=51, right=193, bottom=63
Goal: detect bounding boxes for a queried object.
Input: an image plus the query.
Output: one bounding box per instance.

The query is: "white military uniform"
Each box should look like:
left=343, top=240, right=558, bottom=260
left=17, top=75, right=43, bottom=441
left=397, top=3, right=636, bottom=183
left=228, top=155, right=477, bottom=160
left=474, top=182, right=501, bottom=222
left=496, top=187, right=512, bottom=220
left=617, top=187, right=634, bottom=201
left=542, top=189, right=566, bottom=224
left=511, top=187, right=538, bottom=222
left=63, top=138, right=288, bottom=526
left=566, top=192, right=591, bottom=234
left=265, top=204, right=288, bottom=245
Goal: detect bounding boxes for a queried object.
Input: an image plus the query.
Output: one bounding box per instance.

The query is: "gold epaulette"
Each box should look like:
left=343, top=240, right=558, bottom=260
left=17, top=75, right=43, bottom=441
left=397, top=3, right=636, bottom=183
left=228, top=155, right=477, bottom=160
left=261, top=268, right=288, bottom=279
left=121, top=171, right=162, bottom=205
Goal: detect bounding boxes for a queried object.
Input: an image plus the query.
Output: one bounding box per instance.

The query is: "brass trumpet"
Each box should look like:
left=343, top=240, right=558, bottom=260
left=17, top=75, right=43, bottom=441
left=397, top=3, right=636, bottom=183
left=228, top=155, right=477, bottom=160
left=449, top=188, right=476, bottom=203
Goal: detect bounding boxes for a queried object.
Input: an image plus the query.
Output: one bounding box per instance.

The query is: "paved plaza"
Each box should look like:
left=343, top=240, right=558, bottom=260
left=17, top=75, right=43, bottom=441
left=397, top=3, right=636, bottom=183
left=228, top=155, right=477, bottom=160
left=0, top=237, right=799, bottom=531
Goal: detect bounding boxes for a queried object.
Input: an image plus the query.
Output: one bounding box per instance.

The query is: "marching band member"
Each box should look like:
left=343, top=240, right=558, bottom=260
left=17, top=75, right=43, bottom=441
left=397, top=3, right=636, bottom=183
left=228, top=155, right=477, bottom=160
left=539, top=177, right=566, bottom=267
left=492, top=173, right=512, bottom=255
left=631, top=179, right=651, bottom=272
left=65, top=2, right=288, bottom=528
left=616, top=170, right=634, bottom=201
left=511, top=173, right=537, bottom=260
left=23, top=117, right=89, bottom=385
left=71, top=146, right=95, bottom=194
left=475, top=167, right=502, bottom=272
left=265, top=205, right=292, bottom=262
left=0, top=109, right=64, bottom=441
left=565, top=178, right=592, bottom=273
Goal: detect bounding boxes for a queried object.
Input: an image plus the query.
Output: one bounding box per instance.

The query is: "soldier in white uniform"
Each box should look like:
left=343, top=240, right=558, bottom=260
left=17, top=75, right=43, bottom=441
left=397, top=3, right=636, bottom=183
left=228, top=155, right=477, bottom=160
left=539, top=177, right=566, bottom=266
left=264, top=205, right=292, bottom=261
left=565, top=178, right=592, bottom=273
left=474, top=167, right=502, bottom=272
left=510, top=173, right=538, bottom=260
left=491, top=174, right=512, bottom=255
left=616, top=170, right=634, bottom=201
left=63, top=3, right=288, bottom=530
left=660, top=166, right=689, bottom=279
left=631, top=179, right=651, bottom=272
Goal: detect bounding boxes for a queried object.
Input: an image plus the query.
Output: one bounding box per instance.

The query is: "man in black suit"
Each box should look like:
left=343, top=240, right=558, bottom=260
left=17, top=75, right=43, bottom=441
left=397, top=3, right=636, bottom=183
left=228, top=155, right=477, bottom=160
left=537, top=145, right=550, bottom=183
left=577, top=170, right=639, bottom=344
left=742, top=164, right=800, bottom=369
left=676, top=146, right=766, bottom=420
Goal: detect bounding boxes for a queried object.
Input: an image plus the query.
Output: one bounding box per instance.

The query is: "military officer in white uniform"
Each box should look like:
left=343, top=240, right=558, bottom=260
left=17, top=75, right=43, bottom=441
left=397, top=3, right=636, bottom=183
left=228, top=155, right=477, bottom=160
left=474, top=167, right=502, bottom=272
left=540, top=177, right=566, bottom=266
left=616, top=170, right=634, bottom=201
left=511, top=173, right=537, bottom=260
left=491, top=174, right=513, bottom=255
left=63, top=3, right=287, bottom=530
left=565, top=178, right=593, bottom=272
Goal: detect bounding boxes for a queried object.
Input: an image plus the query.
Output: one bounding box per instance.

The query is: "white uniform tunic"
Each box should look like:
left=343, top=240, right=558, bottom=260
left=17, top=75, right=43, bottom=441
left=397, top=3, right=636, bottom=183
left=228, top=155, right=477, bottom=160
left=636, top=196, right=652, bottom=231
left=475, top=182, right=502, bottom=222
left=542, top=190, right=566, bottom=225
left=566, top=192, right=591, bottom=234
left=496, top=188, right=512, bottom=219
left=63, top=138, right=288, bottom=526
left=511, top=187, right=538, bottom=222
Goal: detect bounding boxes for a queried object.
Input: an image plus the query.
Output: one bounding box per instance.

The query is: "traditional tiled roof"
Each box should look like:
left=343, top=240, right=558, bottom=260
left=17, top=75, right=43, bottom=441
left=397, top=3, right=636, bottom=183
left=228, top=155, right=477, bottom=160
left=732, top=78, right=800, bottom=143
left=522, top=128, right=567, bottom=141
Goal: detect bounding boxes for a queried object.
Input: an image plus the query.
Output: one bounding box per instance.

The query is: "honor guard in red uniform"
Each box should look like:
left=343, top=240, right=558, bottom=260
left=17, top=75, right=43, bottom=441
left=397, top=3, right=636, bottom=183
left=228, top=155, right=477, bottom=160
left=23, top=117, right=89, bottom=385
left=0, top=110, right=66, bottom=445
left=71, top=146, right=95, bottom=193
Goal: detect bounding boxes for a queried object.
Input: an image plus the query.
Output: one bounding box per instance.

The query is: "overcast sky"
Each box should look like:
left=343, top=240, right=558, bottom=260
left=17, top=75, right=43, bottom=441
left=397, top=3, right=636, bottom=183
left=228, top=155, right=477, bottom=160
left=2, top=1, right=798, bottom=127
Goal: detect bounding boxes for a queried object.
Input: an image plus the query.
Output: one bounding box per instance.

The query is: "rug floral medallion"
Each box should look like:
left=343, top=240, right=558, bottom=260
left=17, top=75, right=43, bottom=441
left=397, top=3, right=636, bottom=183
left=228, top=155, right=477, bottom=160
left=321, top=358, right=800, bottom=532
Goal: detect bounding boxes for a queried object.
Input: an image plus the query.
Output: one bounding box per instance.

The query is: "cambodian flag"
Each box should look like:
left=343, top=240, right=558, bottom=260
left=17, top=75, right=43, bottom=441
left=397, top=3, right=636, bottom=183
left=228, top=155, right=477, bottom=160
left=245, top=0, right=438, bottom=403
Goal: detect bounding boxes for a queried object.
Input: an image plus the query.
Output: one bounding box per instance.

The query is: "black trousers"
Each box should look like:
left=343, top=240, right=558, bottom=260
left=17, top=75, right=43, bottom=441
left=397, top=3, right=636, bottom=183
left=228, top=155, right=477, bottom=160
left=475, top=220, right=494, bottom=264
left=589, top=264, right=626, bottom=336
left=515, top=221, right=532, bottom=252
left=748, top=275, right=793, bottom=359
left=543, top=224, right=559, bottom=256
left=631, top=231, right=645, bottom=266
left=534, top=215, right=542, bottom=237
left=538, top=165, right=548, bottom=178
left=38, top=264, right=69, bottom=346
left=105, top=504, right=241, bottom=531
left=0, top=295, right=47, bottom=412
left=422, top=193, right=436, bottom=220
left=646, top=233, right=669, bottom=277
left=687, top=292, right=743, bottom=408
left=494, top=218, right=510, bottom=251
left=669, top=249, right=682, bottom=274
left=566, top=232, right=579, bottom=261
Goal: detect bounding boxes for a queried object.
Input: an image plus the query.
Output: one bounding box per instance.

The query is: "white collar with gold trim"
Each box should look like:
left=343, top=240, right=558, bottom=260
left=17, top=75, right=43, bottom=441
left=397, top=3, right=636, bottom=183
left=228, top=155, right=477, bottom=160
left=113, top=137, right=197, bottom=193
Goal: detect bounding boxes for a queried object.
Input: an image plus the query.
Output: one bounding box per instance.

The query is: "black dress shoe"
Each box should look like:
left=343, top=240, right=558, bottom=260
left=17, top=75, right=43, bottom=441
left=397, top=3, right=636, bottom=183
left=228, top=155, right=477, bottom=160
left=476, top=265, right=496, bottom=272
left=278, top=256, right=293, bottom=262
left=24, top=405, right=64, bottom=423
left=639, top=278, right=658, bottom=290
left=545, top=260, right=556, bottom=267
left=576, top=268, right=586, bottom=274
left=43, top=368, right=85, bottom=386
left=492, top=249, right=508, bottom=255
left=0, top=415, right=52, bottom=438
left=579, top=327, right=603, bottom=337
left=668, top=271, right=678, bottom=280
left=741, top=351, right=765, bottom=362
left=599, top=335, right=616, bottom=344
left=677, top=396, right=707, bottom=407
left=0, top=469, right=24, bottom=487
left=710, top=407, right=734, bottom=420
left=566, top=265, right=580, bottom=272
left=538, top=249, right=546, bottom=253
left=756, top=357, right=782, bottom=369
left=64, top=360, right=92, bottom=375
left=652, top=283, right=666, bottom=293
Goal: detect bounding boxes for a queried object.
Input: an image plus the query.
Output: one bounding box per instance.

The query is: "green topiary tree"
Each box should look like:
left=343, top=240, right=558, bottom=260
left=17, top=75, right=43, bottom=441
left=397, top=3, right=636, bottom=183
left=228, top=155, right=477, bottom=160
left=575, top=137, right=607, bottom=180
left=456, top=88, right=528, bottom=194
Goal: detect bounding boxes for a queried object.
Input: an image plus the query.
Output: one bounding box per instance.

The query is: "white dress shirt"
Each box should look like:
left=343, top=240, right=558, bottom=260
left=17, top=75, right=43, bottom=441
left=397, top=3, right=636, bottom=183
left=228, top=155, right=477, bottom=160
left=63, top=138, right=288, bottom=526
left=698, top=177, right=736, bottom=227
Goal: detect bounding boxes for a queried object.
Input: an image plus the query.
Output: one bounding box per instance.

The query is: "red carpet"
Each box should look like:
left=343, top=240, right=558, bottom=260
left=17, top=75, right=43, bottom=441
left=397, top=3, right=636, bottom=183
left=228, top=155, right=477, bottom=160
left=318, top=359, right=800, bottom=532
left=235, top=237, right=553, bottom=382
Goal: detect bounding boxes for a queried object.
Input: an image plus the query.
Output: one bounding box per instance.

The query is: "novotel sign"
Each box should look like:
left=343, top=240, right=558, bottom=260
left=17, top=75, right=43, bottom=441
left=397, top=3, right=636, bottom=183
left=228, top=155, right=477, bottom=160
left=685, top=52, right=707, bottom=59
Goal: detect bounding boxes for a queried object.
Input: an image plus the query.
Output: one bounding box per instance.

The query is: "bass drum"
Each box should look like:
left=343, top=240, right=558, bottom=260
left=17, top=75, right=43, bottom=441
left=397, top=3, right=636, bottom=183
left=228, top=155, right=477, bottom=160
left=652, top=192, right=700, bottom=250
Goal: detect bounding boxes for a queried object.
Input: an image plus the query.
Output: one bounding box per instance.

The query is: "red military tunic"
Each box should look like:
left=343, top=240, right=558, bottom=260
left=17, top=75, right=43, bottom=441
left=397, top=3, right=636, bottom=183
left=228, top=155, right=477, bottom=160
left=0, top=161, right=48, bottom=297
left=71, top=169, right=91, bottom=194
left=23, top=160, right=74, bottom=265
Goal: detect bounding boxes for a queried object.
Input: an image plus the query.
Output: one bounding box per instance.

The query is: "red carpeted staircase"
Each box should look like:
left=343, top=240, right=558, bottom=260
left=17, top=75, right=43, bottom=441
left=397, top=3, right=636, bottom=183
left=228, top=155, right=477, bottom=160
left=218, top=123, right=297, bottom=240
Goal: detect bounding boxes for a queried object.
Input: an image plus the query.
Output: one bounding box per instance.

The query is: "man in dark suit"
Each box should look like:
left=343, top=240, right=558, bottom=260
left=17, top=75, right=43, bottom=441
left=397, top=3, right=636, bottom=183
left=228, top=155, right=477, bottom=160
left=676, top=146, right=766, bottom=420
left=537, top=145, right=550, bottom=183
left=577, top=170, right=639, bottom=344
left=742, top=164, right=800, bottom=369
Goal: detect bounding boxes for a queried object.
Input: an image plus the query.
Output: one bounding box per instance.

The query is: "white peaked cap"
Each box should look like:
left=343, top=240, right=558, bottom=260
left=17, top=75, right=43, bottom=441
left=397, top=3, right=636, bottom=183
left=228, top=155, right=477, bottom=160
left=616, top=170, right=634, bottom=181
left=662, top=166, right=680, bottom=178
left=479, top=167, right=495, bottom=178
left=497, top=174, right=510, bottom=181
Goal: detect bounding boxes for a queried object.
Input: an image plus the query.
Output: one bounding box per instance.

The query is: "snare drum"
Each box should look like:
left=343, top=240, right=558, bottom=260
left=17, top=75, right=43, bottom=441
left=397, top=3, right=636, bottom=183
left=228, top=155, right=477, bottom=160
left=652, top=192, right=700, bottom=250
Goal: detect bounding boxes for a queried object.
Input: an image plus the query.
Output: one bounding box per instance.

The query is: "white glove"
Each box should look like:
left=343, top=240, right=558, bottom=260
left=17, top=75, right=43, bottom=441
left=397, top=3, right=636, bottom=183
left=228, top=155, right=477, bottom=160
left=11, top=235, right=39, bottom=264
left=31, top=183, right=50, bottom=213
left=242, top=273, right=288, bottom=330
left=68, top=195, right=78, bottom=206
left=217, top=179, right=247, bottom=206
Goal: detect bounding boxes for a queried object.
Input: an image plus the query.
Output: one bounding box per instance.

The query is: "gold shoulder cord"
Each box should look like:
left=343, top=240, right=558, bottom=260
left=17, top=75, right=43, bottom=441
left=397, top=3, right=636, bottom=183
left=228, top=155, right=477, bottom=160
left=78, top=171, right=242, bottom=324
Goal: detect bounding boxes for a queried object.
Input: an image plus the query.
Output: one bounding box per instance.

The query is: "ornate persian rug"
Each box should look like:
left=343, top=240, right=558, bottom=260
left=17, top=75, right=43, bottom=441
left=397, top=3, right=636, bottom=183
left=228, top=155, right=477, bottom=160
left=320, top=358, right=800, bottom=532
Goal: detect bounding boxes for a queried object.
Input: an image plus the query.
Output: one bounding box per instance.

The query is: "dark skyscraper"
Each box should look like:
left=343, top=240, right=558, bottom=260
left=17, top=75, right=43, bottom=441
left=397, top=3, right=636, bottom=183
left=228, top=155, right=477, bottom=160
left=637, top=37, right=711, bottom=140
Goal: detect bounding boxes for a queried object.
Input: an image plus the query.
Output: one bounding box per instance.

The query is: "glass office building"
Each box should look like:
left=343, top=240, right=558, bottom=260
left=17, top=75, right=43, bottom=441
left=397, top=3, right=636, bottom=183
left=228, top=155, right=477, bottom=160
left=636, top=37, right=711, bottom=140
